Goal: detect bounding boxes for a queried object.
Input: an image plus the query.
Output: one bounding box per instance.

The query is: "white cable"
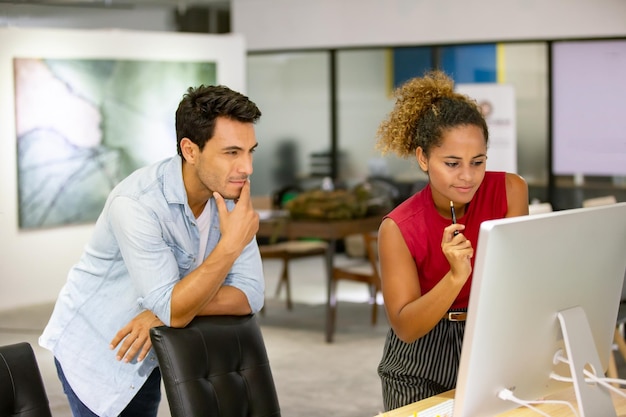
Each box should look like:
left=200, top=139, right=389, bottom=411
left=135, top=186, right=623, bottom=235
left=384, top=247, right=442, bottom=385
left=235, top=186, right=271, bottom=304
left=600, top=377, right=626, bottom=387
left=553, top=351, right=568, bottom=366
left=498, top=388, right=579, bottom=417
left=552, top=350, right=626, bottom=398
left=582, top=371, right=626, bottom=399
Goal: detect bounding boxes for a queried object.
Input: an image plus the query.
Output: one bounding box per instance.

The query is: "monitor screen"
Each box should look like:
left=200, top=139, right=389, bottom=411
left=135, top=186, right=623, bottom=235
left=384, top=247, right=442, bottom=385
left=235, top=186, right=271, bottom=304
left=552, top=39, right=626, bottom=176
left=453, top=203, right=626, bottom=417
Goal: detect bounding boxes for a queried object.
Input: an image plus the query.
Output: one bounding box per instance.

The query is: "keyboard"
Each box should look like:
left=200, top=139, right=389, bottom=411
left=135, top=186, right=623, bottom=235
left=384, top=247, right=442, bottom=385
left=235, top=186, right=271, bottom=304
left=416, top=398, right=454, bottom=417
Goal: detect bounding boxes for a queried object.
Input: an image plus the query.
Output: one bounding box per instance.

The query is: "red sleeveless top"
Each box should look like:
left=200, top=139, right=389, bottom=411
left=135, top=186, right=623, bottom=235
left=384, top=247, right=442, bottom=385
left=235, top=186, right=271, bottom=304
left=385, top=171, right=508, bottom=310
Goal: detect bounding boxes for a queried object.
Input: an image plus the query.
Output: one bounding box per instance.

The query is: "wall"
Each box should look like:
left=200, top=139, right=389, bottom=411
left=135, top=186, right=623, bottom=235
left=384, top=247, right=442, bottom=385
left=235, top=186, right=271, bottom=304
left=0, top=27, right=245, bottom=311
left=232, top=0, right=626, bottom=51
left=0, top=4, right=176, bottom=31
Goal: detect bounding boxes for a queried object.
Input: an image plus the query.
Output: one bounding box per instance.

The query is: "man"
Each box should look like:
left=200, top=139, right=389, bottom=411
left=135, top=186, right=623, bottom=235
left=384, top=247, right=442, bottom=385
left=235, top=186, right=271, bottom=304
left=40, top=85, right=264, bottom=417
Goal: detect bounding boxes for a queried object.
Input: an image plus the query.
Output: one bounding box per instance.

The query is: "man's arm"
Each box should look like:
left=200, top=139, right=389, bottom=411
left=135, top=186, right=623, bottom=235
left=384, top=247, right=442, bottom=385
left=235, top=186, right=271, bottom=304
left=168, top=180, right=259, bottom=327
left=110, top=180, right=260, bottom=362
left=198, top=285, right=251, bottom=315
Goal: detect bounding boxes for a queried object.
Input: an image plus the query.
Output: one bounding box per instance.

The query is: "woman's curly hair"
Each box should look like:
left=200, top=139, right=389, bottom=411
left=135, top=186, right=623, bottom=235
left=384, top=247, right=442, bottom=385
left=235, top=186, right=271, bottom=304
left=376, top=70, right=488, bottom=158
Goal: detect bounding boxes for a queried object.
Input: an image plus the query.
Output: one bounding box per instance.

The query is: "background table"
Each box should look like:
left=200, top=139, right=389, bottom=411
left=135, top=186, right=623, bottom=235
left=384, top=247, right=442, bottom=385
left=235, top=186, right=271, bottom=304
left=258, top=213, right=382, bottom=342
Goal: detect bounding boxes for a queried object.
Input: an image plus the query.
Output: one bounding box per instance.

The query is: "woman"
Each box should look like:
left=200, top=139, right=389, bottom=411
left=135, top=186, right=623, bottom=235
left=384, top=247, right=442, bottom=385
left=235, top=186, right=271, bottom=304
left=375, top=70, right=529, bottom=410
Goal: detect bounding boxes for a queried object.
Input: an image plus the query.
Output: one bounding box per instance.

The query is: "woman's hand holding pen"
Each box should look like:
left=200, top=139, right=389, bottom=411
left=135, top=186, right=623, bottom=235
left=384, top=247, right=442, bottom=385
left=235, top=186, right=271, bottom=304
left=441, top=224, right=474, bottom=284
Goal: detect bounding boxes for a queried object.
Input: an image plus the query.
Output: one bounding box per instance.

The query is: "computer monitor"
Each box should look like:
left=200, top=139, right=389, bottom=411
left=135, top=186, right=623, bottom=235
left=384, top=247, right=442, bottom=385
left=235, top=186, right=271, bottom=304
left=454, top=202, right=626, bottom=417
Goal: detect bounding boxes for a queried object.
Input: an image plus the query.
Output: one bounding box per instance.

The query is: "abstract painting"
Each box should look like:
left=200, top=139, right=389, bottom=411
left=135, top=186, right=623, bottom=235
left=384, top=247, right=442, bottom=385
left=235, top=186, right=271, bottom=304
left=14, top=58, right=216, bottom=229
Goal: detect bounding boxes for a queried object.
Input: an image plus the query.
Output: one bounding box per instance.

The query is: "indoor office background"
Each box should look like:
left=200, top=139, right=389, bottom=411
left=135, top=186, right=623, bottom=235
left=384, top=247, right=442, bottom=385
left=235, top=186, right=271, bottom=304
left=247, top=42, right=626, bottom=210
left=2, top=2, right=626, bottom=213
left=0, top=0, right=625, bottom=319
left=1, top=2, right=626, bottom=417
left=0, top=0, right=624, bottom=314
left=247, top=43, right=550, bottom=201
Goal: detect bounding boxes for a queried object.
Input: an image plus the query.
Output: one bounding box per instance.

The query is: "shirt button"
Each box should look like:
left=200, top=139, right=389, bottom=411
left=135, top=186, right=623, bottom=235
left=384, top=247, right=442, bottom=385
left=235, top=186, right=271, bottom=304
left=130, top=385, right=135, bottom=390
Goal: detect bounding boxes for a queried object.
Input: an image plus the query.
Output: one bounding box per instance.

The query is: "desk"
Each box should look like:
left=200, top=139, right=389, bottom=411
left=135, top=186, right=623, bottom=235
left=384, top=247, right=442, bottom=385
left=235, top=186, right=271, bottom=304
left=257, top=212, right=383, bottom=342
left=377, top=388, right=626, bottom=416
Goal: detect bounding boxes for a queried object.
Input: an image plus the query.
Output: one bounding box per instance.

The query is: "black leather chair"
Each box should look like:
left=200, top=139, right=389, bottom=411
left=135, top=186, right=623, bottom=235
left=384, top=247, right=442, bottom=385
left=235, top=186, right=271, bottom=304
left=0, top=342, right=52, bottom=417
left=149, top=315, right=281, bottom=417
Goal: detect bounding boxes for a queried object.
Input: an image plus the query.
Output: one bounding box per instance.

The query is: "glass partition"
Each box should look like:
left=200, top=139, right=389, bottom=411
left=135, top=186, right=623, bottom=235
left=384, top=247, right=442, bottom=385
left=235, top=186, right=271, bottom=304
left=247, top=51, right=330, bottom=197
left=248, top=42, right=550, bottom=203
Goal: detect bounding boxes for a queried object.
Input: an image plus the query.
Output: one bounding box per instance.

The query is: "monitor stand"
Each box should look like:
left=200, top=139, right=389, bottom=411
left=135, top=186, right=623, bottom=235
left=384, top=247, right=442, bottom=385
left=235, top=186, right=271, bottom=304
left=558, top=306, right=617, bottom=417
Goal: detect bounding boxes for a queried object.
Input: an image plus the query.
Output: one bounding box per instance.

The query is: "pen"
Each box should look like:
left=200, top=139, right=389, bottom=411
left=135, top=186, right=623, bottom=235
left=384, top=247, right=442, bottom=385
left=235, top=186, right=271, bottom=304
left=450, top=200, right=459, bottom=236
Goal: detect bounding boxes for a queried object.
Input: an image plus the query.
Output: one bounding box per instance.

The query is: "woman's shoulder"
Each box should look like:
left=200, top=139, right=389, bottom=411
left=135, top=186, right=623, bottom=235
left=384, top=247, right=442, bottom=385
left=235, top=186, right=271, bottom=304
left=504, top=172, right=527, bottom=191
left=387, top=189, right=429, bottom=220
left=483, top=171, right=526, bottom=187
left=504, top=172, right=529, bottom=216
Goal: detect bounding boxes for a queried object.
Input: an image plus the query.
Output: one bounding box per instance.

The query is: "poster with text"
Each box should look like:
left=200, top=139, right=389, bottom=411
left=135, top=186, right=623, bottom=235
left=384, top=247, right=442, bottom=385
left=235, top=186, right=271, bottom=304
left=455, top=83, right=517, bottom=174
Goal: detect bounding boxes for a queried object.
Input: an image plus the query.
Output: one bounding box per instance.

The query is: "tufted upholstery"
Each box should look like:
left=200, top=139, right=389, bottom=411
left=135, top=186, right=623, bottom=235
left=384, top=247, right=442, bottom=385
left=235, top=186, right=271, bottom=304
left=0, top=342, right=52, bottom=417
left=150, top=315, right=281, bottom=417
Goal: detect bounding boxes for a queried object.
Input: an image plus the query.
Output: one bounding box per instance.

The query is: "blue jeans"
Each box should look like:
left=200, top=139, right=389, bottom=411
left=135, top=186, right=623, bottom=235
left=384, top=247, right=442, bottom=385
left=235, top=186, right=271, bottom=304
left=55, top=358, right=161, bottom=417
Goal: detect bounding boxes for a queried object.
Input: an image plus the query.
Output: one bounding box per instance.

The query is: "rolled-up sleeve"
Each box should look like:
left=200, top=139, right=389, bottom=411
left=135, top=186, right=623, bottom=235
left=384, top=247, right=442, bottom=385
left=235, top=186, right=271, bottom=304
left=223, top=238, right=265, bottom=313
left=108, top=196, right=178, bottom=325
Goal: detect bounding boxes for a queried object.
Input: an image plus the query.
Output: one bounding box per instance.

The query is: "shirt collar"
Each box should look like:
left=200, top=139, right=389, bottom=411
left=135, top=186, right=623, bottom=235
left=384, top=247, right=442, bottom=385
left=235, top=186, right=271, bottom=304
left=162, top=156, right=187, bottom=205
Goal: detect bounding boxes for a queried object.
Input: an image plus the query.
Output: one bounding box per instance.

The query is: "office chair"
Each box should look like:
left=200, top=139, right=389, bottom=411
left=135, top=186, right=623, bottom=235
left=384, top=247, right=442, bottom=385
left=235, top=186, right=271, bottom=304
left=0, top=342, right=53, bottom=417
left=327, top=232, right=381, bottom=342
left=149, top=315, right=281, bottom=417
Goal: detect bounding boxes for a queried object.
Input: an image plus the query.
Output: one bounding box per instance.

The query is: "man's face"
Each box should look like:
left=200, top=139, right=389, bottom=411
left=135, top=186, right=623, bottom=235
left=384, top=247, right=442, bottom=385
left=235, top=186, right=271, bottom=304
left=191, top=117, right=258, bottom=200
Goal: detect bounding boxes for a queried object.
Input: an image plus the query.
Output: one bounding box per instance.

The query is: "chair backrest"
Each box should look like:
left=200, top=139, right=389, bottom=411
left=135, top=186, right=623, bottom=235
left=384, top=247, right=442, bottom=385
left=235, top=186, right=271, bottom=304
left=149, top=315, right=281, bottom=417
left=582, top=195, right=617, bottom=208
left=0, top=342, right=52, bottom=417
left=528, top=201, right=553, bottom=215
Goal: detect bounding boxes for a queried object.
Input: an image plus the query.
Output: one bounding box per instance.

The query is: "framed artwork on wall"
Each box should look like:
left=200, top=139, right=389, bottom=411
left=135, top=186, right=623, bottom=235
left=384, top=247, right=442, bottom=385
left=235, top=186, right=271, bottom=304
left=14, top=57, right=216, bottom=229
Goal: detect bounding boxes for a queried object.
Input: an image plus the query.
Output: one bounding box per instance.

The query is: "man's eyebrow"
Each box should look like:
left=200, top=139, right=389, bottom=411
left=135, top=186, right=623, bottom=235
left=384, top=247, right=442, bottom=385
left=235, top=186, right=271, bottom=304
left=223, top=142, right=259, bottom=152
left=223, top=145, right=243, bottom=152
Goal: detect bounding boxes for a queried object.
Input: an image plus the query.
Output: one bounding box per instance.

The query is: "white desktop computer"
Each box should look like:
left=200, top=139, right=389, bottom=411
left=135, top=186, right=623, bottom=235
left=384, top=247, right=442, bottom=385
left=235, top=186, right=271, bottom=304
left=453, top=202, right=626, bottom=417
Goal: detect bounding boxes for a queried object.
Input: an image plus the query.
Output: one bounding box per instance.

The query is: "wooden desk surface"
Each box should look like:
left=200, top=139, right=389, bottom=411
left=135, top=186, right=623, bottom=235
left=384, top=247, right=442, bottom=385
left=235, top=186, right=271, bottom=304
left=376, top=388, right=626, bottom=416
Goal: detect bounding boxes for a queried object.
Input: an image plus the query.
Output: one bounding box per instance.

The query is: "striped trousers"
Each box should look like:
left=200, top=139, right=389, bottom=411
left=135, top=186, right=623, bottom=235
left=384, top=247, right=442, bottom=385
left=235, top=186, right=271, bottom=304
left=377, top=318, right=465, bottom=411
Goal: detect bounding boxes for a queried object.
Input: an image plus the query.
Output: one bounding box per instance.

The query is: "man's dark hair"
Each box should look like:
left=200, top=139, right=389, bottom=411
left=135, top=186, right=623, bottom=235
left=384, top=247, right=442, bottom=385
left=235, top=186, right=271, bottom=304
left=175, top=85, right=262, bottom=157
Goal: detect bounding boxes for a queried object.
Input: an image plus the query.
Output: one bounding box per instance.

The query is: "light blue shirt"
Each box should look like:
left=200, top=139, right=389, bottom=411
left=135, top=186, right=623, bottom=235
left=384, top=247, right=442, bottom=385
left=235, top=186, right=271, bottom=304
left=39, top=156, right=264, bottom=416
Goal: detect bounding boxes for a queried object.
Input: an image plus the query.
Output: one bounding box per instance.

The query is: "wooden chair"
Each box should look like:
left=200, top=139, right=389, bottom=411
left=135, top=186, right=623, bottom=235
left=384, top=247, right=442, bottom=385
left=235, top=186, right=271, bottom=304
left=257, top=190, right=329, bottom=310
left=327, top=232, right=381, bottom=342
left=583, top=195, right=617, bottom=208
left=528, top=201, right=553, bottom=215
left=259, top=237, right=328, bottom=310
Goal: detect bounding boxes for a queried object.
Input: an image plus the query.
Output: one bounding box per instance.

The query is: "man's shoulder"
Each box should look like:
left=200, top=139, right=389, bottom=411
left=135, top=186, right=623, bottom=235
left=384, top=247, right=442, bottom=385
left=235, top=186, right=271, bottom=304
left=111, top=157, right=178, bottom=200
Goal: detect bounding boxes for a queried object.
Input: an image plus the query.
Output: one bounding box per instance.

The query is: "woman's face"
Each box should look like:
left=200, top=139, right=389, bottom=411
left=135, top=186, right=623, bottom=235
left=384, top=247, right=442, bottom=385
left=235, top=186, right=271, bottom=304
left=416, top=124, right=488, bottom=212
